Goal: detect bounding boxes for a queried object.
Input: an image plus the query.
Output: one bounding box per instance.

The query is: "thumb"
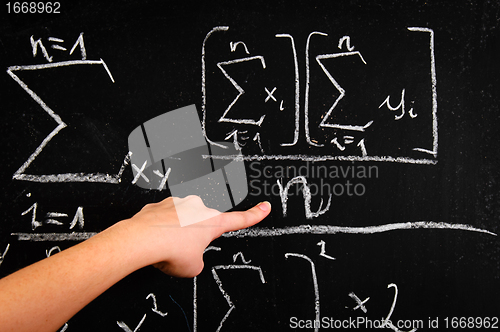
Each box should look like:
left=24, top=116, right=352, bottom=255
left=215, top=201, right=271, bottom=236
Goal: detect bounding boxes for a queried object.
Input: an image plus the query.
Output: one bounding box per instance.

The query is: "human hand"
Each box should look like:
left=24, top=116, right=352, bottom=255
left=0, top=196, right=270, bottom=332
left=117, top=196, right=271, bottom=278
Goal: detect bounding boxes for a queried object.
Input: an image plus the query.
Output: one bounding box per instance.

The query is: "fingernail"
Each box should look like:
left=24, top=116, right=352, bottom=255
left=258, top=201, right=271, bottom=212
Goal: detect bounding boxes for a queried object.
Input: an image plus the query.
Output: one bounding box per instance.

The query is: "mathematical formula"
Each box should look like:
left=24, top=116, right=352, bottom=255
left=201, top=26, right=438, bottom=164
left=7, top=27, right=438, bottom=188
left=5, top=29, right=496, bottom=238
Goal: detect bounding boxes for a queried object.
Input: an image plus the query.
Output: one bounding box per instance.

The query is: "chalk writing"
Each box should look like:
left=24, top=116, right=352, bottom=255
left=211, top=264, right=266, bottom=332
left=223, top=221, right=497, bottom=238
left=131, top=160, right=149, bottom=184
left=277, top=176, right=332, bottom=219
left=264, top=86, right=277, bottom=103
left=317, top=240, right=335, bottom=260
left=230, top=41, right=250, bottom=54
left=407, top=27, right=438, bottom=157
left=193, top=246, right=268, bottom=332
left=117, top=314, right=147, bottom=332
left=31, top=32, right=86, bottom=63
left=338, top=35, right=355, bottom=51
left=217, top=55, right=267, bottom=126
left=315, top=47, right=369, bottom=134
left=11, top=232, right=97, bottom=241
left=202, top=26, right=439, bottom=164
left=379, top=89, right=415, bottom=120
left=224, top=129, right=244, bottom=151
left=46, top=246, right=61, bottom=257
left=0, top=244, right=10, bottom=268
left=58, top=323, right=68, bottom=332
left=285, top=253, right=320, bottom=332
left=118, top=293, right=170, bottom=332
left=233, top=251, right=252, bottom=264
left=252, top=132, right=264, bottom=154
left=349, top=292, right=369, bottom=313
left=382, top=283, right=418, bottom=332
left=146, top=293, right=168, bottom=317
left=193, top=246, right=221, bottom=332
left=275, top=33, right=300, bottom=146
left=21, top=202, right=84, bottom=230
left=1, top=6, right=498, bottom=332
left=153, top=168, right=172, bottom=191
left=7, top=33, right=136, bottom=183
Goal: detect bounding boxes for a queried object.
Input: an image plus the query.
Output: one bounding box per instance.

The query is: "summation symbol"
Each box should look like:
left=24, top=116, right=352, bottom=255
left=217, top=55, right=267, bottom=127
left=8, top=32, right=132, bottom=184
left=315, top=43, right=368, bottom=132
left=203, top=26, right=439, bottom=164
left=193, top=246, right=268, bottom=332
left=211, top=264, right=266, bottom=332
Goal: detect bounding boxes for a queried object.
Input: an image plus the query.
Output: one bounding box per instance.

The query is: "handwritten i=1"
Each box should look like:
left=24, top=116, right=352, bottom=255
left=6, top=2, right=60, bottom=14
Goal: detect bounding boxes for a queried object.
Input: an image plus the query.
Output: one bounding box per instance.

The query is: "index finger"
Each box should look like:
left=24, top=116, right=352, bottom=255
left=213, top=201, right=271, bottom=237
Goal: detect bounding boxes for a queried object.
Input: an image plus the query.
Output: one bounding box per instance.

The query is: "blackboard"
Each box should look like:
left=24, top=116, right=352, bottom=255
left=1, top=1, right=499, bottom=331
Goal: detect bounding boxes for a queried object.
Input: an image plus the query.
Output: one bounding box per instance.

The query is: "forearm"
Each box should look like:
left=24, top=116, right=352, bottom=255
left=0, top=197, right=271, bottom=331
left=0, top=220, right=143, bottom=332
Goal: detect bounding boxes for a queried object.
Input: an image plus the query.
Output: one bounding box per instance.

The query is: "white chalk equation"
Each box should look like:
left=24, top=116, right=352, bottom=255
left=191, top=244, right=431, bottom=332
left=11, top=193, right=98, bottom=242
left=20, top=199, right=84, bottom=231
left=9, top=181, right=497, bottom=243
left=193, top=246, right=267, bottom=332
left=6, top=27, right=440, bottom=186
left=202, top=26, right=438, bottom=164
left=284, top=251, right=418, bottom=332
left=117, top=293, right=171, bottom=332
left=7, top=32, right=131, bottom=184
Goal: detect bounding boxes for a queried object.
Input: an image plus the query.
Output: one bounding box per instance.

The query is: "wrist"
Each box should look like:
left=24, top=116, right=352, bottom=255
left=90, top=218, right=151, bottom=276
left=102, top=217, right=165, bottom=272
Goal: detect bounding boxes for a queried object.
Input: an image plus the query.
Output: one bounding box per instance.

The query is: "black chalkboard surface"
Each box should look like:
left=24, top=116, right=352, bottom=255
left=1, top=1, right=499, bottom=331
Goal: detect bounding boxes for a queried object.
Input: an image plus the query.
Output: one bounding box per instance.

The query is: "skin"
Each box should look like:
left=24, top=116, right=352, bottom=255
left=0, top=196, right=271, bottom=332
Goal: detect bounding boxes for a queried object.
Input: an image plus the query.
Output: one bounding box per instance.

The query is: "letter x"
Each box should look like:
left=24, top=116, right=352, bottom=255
left=131, top=160, right=149, bottom=184
left=264, top=87, right=277, bottom=102
left=349, top=292, right=369, bottom=313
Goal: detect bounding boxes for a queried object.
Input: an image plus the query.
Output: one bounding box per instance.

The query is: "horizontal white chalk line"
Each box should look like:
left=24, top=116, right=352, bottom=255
left=203, top=154, right=438, bottom=165
left=13, top=173, right=121, bottom=183
left=7, top=59, right=107, bottom=71
left=222, top=222, right=497, bottom=238
left=12, top=232, right=98, bottom=241
left=11, top=223, right=495, bottom=241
